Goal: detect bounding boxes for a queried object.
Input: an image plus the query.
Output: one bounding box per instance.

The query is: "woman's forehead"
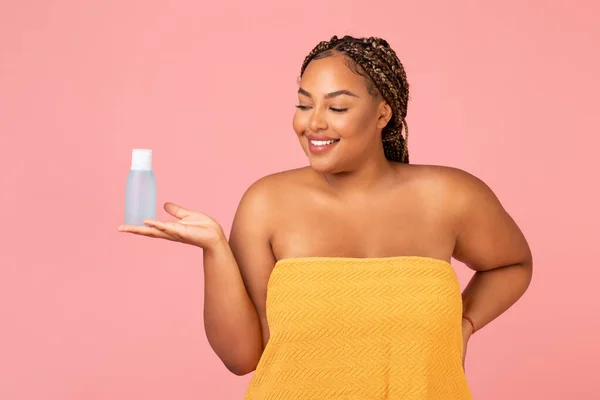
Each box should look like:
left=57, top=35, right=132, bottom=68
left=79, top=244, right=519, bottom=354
left=300, top=55, right=369, bottom=96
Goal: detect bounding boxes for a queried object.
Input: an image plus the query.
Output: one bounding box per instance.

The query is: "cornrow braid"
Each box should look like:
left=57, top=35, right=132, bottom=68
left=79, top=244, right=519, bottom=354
left=300, top=35, right=410, bottom=163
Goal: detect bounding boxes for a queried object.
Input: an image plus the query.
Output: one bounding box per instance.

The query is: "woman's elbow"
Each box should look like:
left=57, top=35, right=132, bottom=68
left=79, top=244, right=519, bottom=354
left=225, top=361, right=257, bottom=376
left=222, top=348, right=261, bottom=376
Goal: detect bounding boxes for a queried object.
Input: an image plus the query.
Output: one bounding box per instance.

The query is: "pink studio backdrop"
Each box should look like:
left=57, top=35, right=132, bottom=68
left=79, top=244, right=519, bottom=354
left=1, top=1, right=598, bottom=399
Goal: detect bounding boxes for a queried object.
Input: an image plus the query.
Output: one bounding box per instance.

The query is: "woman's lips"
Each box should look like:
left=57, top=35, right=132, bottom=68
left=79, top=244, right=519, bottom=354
left=306, top=136, right=340, bottom=155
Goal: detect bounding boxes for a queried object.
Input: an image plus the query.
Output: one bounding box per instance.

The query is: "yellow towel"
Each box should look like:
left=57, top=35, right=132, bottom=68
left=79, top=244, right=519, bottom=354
left=244, top=256, right=472, bottom=400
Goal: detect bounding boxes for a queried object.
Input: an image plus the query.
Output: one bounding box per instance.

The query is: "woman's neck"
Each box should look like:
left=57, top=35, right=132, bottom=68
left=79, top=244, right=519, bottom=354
left=321, top=155, right=398, bottom=197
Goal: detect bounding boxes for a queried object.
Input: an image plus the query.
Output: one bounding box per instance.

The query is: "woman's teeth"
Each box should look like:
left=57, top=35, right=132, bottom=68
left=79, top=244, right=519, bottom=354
left=310, top=139, right=339, bottom=146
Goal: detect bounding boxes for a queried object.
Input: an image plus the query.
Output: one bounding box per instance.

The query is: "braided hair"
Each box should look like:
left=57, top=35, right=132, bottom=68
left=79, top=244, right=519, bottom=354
left=300, top=35, right=410, bottom=163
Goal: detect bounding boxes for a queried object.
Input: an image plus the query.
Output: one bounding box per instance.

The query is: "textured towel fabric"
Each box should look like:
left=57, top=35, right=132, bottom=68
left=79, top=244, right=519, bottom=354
left=244, top=256, right=472, bottom=400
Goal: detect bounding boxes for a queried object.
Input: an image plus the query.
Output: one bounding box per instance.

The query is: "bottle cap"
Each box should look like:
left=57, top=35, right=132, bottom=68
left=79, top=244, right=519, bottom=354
left=131, top=149, right=152, bottom=170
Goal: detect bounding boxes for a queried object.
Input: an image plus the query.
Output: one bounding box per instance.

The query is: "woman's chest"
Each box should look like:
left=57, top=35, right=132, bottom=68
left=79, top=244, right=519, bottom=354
left=270, top=195, right=456, bottom=260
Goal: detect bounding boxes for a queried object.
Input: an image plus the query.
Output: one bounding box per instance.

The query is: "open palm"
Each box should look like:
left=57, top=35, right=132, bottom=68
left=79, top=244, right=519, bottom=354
left=118, top=202, right=224, bottom=249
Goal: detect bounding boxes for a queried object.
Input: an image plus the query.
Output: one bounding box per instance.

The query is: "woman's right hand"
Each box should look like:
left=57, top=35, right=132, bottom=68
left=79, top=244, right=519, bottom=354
left=118, top=202, right=226, bottom=250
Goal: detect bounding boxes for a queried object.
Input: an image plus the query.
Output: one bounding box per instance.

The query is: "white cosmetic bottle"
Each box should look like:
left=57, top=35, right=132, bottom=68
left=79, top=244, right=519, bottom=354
left=124, top=149, right=156, bottom=226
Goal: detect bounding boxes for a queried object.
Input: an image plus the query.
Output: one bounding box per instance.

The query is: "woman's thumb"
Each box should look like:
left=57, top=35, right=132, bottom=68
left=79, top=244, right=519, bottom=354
left=164, top=202, right=192, bottom=219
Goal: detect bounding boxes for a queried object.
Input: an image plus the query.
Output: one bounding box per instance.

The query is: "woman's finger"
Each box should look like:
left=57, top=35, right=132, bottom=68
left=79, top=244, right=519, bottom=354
left=164, top=202, right=195, bottom=219
left=145, top=219, right=189, bottom=240
left=117, top=224, right=176, bottom=241
left=163, top=202, right=193, bottom=220
left=143, top=219, right=168, bottom=231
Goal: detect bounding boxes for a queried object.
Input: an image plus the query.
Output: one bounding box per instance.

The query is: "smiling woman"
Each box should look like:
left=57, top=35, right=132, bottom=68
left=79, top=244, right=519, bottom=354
left=119, top=35, right=532, bottom=400
left=295, top=87, right=356, bottom=156
left=293, top=37, right=409, bottom=173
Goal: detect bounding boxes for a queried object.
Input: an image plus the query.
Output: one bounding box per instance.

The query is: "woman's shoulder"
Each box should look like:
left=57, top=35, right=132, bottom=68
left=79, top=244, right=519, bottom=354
left=400, top=163, right=492, bottom=194
left=236, top=167, right=316, bottom=207
left=247, top=167, right=315, bottom=191
left=401, top=163, right=503, bottom=222
left=396, top=163, right=501, bottom=216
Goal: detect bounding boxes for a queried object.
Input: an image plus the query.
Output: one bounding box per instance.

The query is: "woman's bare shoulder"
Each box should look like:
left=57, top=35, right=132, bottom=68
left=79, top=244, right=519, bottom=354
left=263, top=166, right=316, bottom=183
left=399, top=163, right=489, bottom=194
left=237, top=167, right=316, bottom=207
left=394, top=163, right=502, bottom=223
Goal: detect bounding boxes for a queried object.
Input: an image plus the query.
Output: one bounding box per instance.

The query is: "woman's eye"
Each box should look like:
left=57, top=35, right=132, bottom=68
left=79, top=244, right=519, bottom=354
left=295, top=105, right=348, bottom=113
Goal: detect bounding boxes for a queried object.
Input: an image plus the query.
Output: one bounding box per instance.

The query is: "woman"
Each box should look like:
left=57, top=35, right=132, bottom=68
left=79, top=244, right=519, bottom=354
left=119, top=35, right=533, bottom=399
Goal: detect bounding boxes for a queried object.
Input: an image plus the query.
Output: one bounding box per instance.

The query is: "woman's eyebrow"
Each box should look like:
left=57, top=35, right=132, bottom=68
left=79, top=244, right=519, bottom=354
left=298, top=87, right=360, bottom=99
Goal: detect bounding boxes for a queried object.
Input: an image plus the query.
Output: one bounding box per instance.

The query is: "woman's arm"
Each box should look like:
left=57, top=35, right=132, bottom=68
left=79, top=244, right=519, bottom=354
left=450, top=170, right=533, bottom=334
left=204, top=178, right=277, bottom=375
left=119, top=179, right=276, bottom=376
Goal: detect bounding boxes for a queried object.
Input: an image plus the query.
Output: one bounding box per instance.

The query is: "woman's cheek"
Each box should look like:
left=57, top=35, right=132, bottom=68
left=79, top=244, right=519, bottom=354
left=329, top=115, right=353, bottom=138
left=292, top=112, right=305, bottom=137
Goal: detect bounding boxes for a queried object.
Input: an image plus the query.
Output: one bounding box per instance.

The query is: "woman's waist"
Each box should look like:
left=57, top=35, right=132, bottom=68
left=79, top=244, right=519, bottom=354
left=267, top=290, right=464, bottom=334
left=268, top=312, right=463, bottom=347
left=260, top=324, right=465, bottom=377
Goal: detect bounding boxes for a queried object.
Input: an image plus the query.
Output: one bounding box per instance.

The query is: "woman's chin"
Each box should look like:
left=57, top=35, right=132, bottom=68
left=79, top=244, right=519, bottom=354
left=308, top=156, right=340, bottom=174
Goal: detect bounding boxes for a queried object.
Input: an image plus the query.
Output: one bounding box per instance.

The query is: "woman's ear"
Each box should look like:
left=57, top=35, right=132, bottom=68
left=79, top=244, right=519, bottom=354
left=377, top=102, right=393, bottom=129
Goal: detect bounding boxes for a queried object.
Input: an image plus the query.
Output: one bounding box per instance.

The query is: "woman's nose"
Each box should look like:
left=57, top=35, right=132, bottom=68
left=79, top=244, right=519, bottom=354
left=308, top=107, right=328, bottom=132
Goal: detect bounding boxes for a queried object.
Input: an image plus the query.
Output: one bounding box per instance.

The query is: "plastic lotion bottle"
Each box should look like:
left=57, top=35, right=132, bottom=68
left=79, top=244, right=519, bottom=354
left=125, top=149, right=156, bottom=226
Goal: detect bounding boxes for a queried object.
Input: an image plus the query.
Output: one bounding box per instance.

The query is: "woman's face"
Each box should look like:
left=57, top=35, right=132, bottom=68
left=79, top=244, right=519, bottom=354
left=293, top=54, right=392, bottom=173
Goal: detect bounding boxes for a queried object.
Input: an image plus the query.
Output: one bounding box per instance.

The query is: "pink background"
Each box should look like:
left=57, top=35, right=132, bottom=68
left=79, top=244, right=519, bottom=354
left=1, top=0, right=598, bottom=399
